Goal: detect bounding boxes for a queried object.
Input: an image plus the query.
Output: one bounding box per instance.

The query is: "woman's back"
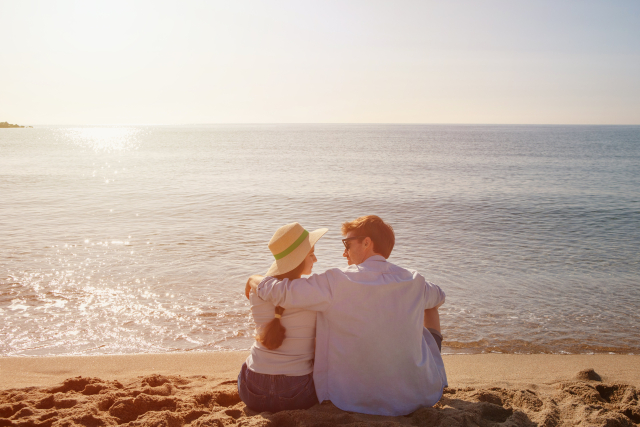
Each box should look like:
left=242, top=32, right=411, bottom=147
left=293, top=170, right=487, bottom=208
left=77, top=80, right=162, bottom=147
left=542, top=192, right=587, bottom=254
left=246, top=293, right=316, bottom=376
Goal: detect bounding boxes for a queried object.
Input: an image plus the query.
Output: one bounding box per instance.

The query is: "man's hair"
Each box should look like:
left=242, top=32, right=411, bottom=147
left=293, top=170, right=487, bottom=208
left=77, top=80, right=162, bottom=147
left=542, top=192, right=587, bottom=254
left=341, top=215, right=395, bottom=258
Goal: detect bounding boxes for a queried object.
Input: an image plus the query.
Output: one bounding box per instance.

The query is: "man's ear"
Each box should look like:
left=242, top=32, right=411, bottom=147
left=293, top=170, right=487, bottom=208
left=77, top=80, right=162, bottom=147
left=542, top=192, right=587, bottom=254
left=363, top=237, right=378, bottom=255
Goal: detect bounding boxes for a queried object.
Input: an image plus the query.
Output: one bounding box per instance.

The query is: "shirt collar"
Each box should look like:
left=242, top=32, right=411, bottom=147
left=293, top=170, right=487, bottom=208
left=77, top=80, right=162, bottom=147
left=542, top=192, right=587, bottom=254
left=362, top=254, right=387, bottom=263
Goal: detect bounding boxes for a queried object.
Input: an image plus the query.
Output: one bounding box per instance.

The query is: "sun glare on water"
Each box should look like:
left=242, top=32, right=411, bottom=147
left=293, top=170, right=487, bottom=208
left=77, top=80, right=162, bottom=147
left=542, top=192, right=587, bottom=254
left=65, top=127, right=141, bottom=153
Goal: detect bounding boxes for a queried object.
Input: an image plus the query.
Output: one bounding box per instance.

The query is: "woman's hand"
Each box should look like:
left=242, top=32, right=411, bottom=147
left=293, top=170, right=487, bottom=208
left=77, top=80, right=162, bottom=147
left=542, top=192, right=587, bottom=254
left=245, top=275, right=265, bottom=299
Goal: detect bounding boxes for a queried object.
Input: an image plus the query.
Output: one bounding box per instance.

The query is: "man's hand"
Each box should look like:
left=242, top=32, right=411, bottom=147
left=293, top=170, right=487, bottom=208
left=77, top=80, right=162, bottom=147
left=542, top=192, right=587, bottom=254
left=245, top=275, right=265, bottom=299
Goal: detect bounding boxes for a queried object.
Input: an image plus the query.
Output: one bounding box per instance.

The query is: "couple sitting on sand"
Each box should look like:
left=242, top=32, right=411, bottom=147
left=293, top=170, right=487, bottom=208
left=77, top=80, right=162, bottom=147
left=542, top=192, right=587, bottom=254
left=239, top=215, right=447, bottom=416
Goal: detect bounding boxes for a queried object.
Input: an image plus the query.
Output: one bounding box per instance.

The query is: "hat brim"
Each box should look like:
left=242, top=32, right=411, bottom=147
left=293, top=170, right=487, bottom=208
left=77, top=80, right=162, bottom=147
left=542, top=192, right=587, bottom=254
left=266, top=228, right=328, bottom=277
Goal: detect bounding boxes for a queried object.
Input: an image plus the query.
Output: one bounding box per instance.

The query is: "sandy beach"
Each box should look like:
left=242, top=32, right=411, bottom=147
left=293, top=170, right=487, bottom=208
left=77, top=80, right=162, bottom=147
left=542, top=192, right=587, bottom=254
left=2, top=353, right=639, bottom=426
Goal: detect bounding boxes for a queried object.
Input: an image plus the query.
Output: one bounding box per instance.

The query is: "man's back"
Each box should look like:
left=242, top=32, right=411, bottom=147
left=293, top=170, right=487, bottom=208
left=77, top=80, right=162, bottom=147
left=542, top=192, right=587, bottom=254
left=257, top=255, right=447, bottom=416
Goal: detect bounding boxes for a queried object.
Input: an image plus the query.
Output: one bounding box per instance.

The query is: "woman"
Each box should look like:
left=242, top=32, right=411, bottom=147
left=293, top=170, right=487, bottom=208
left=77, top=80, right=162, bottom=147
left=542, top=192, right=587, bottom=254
left=238, top=222, right=327, bottom=413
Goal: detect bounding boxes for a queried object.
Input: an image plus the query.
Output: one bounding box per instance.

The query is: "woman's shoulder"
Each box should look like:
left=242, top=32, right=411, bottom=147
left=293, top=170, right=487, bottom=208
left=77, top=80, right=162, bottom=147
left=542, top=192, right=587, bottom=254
left=249, top=293, right=277, bottom=318
left=249, top=292, right=272, bottom=307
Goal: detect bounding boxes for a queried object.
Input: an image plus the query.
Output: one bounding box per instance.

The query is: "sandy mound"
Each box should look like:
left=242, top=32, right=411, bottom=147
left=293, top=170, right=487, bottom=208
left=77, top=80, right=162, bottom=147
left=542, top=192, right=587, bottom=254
left=1, top=371, right=639, bottom=426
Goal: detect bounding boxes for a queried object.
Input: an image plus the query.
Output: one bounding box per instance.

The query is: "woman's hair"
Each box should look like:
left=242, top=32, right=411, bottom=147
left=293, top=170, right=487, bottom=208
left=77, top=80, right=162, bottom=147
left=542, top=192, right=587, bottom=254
left=256, top=260, right=307, bottom=350
left=341, top=215, right=395, bottom=258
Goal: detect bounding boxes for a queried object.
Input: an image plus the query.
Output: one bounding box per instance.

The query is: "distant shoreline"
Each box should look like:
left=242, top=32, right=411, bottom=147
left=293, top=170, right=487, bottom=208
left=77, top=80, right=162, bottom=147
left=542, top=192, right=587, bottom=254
left=0, top=121, right=31, bottom=128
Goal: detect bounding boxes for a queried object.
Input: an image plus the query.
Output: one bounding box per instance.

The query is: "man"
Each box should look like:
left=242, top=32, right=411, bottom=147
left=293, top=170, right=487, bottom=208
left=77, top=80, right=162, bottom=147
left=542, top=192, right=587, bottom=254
left=247, top=215, right=447, bottom=416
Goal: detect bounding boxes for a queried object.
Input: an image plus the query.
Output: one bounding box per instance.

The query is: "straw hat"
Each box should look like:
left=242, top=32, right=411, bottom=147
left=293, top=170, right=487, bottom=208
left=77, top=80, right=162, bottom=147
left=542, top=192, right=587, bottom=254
left=266, top=223, right=328, bottom=276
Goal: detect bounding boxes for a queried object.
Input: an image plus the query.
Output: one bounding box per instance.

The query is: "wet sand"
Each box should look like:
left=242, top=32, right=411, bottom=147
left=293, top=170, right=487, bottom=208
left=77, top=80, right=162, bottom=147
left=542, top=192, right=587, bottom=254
left=1, top=353, right=639, bottom=426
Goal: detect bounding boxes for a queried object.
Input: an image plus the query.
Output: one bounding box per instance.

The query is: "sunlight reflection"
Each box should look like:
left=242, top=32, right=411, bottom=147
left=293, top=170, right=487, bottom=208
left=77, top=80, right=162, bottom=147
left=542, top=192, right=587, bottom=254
left=66, top=127, right=141, bottom=153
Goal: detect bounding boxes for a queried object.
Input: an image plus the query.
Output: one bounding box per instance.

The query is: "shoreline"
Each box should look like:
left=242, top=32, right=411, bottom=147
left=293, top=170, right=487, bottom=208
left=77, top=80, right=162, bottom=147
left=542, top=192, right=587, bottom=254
left=3, top=352, right=640, bottom=390
left=2, top=353, right=639, bottom=425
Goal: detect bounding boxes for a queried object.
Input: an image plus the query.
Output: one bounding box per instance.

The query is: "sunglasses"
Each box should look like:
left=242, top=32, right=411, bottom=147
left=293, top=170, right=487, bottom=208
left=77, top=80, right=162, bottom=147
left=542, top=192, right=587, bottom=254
left=342, top=236, right=366, bottom=249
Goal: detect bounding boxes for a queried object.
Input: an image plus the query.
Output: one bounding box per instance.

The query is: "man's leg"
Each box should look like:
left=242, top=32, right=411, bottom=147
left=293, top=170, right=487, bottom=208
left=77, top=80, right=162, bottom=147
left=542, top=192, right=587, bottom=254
left=424, top=308, right=442, bottom=352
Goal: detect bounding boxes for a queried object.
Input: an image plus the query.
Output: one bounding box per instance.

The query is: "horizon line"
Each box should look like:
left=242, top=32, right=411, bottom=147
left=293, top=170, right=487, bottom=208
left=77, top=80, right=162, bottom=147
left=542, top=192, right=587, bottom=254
left=8, top=122, right=640, bottom=127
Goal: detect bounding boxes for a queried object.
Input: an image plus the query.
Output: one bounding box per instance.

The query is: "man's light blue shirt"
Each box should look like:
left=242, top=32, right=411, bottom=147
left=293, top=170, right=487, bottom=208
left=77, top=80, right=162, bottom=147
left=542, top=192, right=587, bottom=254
left=257, top=255, right=448, bottom=416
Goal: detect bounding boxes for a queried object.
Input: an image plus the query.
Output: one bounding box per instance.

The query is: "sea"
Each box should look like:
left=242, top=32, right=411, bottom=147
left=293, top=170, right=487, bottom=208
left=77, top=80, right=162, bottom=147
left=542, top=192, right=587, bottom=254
left=1, top=124, right=639, bottom=356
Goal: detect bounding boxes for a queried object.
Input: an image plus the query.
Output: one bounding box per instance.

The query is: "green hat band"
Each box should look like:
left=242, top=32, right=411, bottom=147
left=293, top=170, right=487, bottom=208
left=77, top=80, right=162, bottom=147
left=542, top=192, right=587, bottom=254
left=273, top=229, right=309, bottom=260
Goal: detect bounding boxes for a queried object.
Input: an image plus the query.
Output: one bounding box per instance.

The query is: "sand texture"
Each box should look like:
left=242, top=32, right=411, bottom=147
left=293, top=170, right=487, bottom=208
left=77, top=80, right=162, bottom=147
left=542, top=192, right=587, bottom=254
left=1, top=354, right=639, bottom=426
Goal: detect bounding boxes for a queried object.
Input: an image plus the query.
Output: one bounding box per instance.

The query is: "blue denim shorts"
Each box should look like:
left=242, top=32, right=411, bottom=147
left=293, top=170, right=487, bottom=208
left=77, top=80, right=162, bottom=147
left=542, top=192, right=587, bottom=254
left=427, top=328, right=443, bottom=352
left=237, top=363, right=318, bottom=413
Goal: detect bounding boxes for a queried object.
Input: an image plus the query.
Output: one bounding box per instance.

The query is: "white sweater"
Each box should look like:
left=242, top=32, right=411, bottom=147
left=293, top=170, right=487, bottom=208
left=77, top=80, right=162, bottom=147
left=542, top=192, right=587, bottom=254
left=245, top=292, right=316, bottom=376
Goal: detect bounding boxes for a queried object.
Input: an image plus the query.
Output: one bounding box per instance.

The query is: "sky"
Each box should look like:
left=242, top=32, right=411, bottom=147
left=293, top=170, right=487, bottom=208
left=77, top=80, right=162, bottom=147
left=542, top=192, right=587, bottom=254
left=1, top=0, right=639, bottom=125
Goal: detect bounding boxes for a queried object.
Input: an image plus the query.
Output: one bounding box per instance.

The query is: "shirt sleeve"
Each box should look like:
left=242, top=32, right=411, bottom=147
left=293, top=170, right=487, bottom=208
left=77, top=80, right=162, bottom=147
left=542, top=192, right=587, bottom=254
left=256, top=272, right=333, bottom=312
left=424, top=280, right=446, bottom=309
